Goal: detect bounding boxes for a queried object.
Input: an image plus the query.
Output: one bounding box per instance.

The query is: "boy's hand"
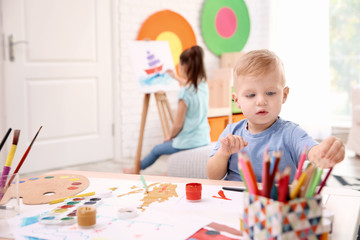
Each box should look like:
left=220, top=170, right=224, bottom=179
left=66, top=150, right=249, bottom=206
left=309, top=136, right=345, bottom=168
left=218, top=133, right=248, bottom=156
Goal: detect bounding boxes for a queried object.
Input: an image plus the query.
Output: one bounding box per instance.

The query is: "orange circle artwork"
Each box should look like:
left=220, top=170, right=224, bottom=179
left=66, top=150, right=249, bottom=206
left=137, top=10, right=197, bottom=75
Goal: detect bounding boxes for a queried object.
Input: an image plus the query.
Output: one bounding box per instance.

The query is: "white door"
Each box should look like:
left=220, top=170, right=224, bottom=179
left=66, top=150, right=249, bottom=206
left=2, top=0, right=114, bottom=173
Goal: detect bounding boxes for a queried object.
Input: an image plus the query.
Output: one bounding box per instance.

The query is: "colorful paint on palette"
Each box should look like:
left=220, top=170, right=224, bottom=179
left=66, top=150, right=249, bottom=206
left=0, top=174, right=90, bottom=205
left=39, top=196, right=102, bottom=225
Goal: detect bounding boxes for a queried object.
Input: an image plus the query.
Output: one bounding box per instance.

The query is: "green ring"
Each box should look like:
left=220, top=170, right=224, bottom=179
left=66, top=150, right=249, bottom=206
left=201, top=0, right=250, bottom=56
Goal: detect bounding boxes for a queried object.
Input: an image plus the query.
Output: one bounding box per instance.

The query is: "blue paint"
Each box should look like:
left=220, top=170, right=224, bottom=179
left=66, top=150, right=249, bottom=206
left=41, top=216, right=55, bottom=220
left=21, top=215, right=40, bottom=227
left=24, top=237, right=47, bottom=240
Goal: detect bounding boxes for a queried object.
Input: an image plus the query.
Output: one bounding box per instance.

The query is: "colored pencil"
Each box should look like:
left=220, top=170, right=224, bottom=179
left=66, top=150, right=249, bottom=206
left=295, top=146, right=308, bottom=180
left=261, top=152, right=270, bottom=197
left=6, top=126, right=42, bottom=188
left=268, top=150, right=282, bottom=195
left=0, top=130, right=20, bottom=200
left=237, top=160, right=249, bottom=192
left=278, top=167, right=290, bottom=202
left=140, top=175, right=149, bottom=193
left=0, top=128, right=12, bottom=152
left=305, top=168, right=323, bottom=198
left=261, top=146, right=269, bottom=184
left=243, top=153, right=260, bottom=195
left=238, top=153, right=257, bottom=195
left=299, top=164, right=316, bottom=198
left=316, top=167, right=333, bottom=194
left=271, top=173, right=280, bottom=200
left=290, top=171, right=307, bottom=199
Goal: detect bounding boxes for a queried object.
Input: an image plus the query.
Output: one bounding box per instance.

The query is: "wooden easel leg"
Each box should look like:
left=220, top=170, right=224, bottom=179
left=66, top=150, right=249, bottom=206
left=159, top=93, right=172, bottom=135
left=163, top=93, right=174, bottom=123
left=134, top=93, right=150, bottom=174
left=155, top=92, right=168, bottom=138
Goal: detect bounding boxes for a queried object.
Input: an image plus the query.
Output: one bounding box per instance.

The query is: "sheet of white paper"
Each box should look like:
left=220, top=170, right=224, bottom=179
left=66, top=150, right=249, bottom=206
left=5, top=177, right=244, bottom=240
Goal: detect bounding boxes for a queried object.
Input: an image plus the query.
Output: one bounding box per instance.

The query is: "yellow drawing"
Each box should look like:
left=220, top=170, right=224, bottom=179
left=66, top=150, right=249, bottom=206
left=117, top=182, right=178, bottom=211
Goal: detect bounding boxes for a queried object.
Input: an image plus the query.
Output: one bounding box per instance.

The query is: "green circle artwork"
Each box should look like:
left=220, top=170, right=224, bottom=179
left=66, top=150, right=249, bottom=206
left=201, top=0, right=250, bottom=56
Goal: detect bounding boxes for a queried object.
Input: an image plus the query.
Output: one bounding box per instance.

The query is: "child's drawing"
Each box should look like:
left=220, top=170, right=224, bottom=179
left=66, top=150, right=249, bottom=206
left=129, top=41, right=179, bottom=93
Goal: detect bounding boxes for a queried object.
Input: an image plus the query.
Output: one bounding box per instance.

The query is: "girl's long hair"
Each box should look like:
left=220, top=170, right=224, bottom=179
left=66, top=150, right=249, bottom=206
left=180, top=45, right=207, bottom=91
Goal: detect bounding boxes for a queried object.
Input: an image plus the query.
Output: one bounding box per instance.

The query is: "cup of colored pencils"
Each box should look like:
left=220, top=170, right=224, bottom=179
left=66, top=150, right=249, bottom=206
left=239, top=149, right=332, bottom=240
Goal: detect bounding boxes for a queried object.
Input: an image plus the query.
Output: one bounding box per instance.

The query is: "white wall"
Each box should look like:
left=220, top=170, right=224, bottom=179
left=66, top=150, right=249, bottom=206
left=269, top=0, right=331, bottom=140
left=115, top=0, right=271, bottom=161
left=0, top=3, right=6, bottom=161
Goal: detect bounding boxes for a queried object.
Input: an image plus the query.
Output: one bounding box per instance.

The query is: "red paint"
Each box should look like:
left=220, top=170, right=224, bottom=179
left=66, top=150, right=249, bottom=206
left=159, top=185, right=168, bottom=192
left=72, top=197, right=85, bottom=201
left=67, top=186, right=78, bottom=190
left=212, top=190, right=232, bottom=200
left=60, top=205, right=74, bottom=209
left=186, top=183, right=202, bottom=201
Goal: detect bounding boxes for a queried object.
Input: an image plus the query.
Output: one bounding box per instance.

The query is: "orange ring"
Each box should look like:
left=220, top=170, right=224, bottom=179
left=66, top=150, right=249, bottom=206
left=137, top=10, right=197, bottom=75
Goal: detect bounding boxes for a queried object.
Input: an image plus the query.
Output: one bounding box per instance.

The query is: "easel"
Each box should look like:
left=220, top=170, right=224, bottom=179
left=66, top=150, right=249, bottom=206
left=134, top=91, right=174, bottom=174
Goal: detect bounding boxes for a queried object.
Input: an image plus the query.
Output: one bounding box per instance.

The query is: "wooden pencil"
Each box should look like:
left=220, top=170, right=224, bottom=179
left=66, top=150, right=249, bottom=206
left=271, top=172, right=280, bottom=200
left=238, top=153, right=257, bottom=195
left=305, top=168, right=323, bottom=198
left=278, top=167, right=290, bottom=202
left=295, top=146, right=308, bottom=180
left=243, top=153, right=260, bottom=195
left=268, top=150, right=282, bottom=195
left=290, top=170, right=307, bottom=199
left=299, top=164, right=316, bottom=198
left=237, top=160, right=249, bottom=192
left=261, top=153, right=270, bottom=197
left=316, top=167, right=333, bottom=194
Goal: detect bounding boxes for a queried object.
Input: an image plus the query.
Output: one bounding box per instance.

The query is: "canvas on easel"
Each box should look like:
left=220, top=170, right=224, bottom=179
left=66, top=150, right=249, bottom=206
left=128, top=40, right=179, bottom=93
left=128, top=40, right=178, bottom=173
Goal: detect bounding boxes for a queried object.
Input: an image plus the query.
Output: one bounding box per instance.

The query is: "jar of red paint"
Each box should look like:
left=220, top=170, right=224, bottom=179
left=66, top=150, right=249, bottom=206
left=186, top=183, right=202, bottom=201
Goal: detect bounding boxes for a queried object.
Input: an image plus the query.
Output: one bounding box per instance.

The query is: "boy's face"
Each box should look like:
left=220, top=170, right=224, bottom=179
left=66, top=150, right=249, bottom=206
left=232, top=70, right=289, bottom=134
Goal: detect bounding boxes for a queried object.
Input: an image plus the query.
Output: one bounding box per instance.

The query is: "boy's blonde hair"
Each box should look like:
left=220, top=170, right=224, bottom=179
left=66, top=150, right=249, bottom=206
left=233, top=49, right=285, bottom=91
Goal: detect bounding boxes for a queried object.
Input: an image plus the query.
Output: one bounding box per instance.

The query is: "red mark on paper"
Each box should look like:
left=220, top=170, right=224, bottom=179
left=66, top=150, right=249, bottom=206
left=212, top=190, right=231, bottom=200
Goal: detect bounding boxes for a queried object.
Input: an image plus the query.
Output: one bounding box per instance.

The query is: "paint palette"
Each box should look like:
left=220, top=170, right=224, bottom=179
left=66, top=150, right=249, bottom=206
left=39, top=196, right=103, bottom=225
left=0, top=174, right=90, bottom=205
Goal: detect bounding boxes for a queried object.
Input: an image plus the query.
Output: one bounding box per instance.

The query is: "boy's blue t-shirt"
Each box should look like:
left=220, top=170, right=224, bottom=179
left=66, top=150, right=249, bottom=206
left=209, top=117, right=318, bottom=182
left=173, top=81, right=210, bottom=149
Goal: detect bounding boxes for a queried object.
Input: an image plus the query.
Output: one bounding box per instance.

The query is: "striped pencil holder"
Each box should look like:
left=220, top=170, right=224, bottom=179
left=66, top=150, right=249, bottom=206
left=242, top=193, right=331, bottom=240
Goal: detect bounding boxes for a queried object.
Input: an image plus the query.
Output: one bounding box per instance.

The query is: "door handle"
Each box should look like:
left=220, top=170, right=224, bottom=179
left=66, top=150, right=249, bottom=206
left=9, top=34, right=28, bottom=62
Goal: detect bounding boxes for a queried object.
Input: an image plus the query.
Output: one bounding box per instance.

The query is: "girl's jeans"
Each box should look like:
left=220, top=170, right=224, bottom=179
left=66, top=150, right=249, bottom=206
left=140, top=140, right=194, bottom=169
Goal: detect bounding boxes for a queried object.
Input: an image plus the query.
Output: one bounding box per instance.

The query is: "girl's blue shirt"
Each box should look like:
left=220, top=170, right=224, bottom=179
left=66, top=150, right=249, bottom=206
left=172, top=81, right=210, bottom=149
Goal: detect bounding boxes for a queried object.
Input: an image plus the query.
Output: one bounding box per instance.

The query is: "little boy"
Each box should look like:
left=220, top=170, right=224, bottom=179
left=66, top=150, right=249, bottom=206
left=207, top=49, right=345, bottom=182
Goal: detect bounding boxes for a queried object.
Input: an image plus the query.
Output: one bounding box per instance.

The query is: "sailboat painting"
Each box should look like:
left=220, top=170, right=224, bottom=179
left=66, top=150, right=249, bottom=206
left=129, top=41, right=179, bottom=93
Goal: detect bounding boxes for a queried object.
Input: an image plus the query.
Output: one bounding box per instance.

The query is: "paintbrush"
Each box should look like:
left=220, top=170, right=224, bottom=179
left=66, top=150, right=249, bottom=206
left=6, top=126, right=42, bottom=189
left=140, top=175, right=149, bottom=193
left=0, top=128, right=12, bottom=152
left=0, top=130, right=20, bottom=200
